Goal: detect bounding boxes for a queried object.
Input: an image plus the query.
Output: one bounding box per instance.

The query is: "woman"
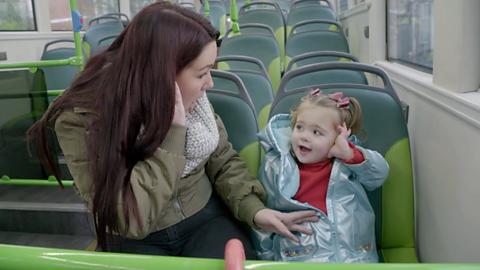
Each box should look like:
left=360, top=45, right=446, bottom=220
left=28, top=1, right=317, bottom=259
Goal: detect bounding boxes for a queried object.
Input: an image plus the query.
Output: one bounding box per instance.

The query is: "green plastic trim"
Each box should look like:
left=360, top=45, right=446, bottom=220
left=217, top=62, right=230, bottom=71
left=220, top=14, right=227, bottom=36
left=1, top=244, right=479, bottom=269
left=238, top=142, right=260, bottom=177
left=0, top=59, right=71, bottom=70
left=0, top=90, right=64, bottom=99
left=48, top=90, right=66, bottom=96
left=205, top=0, right=210, bottom=18
left=258, top=104, right=271, bottom=130
left=383, top=138, right=415, bottom=249
left=0, top=175, right=73, bottom=186
left=230, top=0, right=239, bottom=33
left=268, top=57, right=282, bottom=94
left=230, top=1, right=238, bottom=22
left=382, top=247, right=419, bottom=263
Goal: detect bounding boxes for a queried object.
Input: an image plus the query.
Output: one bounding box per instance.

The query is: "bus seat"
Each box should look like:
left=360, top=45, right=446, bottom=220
left=219, top=24, right=282, bottom=93
left=285, top=20, right=349, bottom=69
left=269, top=62, right=417, bottom=263
left=39, top=39, right=86, bottom=103
left=238, top=2, right=286, bottom=71
left=91, top=34, right=118, bottom=56
left=82, top=16, right=124, bottom=57
left=216, top=56, right=274, bottom=130
left=207, top=70, right=260, bottom=177
left=286, top=5, right=337, bottom=38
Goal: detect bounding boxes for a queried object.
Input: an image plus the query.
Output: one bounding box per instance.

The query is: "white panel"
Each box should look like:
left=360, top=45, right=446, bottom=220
left=433, top=0, right=480, bottom=93
left=0, top=33, right=84, bottom=63
left=377, top=61, right=480, bottom=263
left=338, top=2, right=370, bottom=63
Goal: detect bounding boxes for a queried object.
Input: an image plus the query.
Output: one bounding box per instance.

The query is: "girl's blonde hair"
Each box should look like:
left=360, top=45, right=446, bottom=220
left=291, top=90, right=366, bottom=139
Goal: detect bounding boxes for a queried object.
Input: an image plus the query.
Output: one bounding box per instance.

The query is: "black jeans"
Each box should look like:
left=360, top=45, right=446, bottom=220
left=99, top=192, right=257, bottom=260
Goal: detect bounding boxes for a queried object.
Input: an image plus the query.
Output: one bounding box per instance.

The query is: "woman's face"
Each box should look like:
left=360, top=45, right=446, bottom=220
left=176, top=41, right=217, bottom=113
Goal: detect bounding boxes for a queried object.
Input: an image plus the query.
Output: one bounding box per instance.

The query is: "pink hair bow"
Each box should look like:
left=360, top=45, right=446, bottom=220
left=329, top=92, right=350, bottom=110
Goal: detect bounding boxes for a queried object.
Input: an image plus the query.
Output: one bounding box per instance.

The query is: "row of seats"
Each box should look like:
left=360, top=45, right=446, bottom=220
left=202, top=1, right=416, bottom=264
left=216, top=1, right=353, bottom=132
left=218, top=0, right=349, bottom=94
left=205, top=61, right=417, bottom=265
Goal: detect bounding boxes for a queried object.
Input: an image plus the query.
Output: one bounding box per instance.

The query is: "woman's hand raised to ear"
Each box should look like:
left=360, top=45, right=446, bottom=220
left=254, top=209, right=319, bottom=242
left=173, top=82, right=186, bottom=126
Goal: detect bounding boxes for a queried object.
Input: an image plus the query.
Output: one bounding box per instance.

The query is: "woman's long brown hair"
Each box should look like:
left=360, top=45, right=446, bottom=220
left=27, top=1, right=219, bottom=251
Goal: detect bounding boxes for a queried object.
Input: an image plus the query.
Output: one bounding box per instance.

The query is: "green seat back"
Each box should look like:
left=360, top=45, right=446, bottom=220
left=238, top=2, right=286, bottom=70
left=286, top=27, right=349, bottom=69
left=207, top=70, right=260, bottom=177
left=232, top=71, right=273, bottom=130
left=286, top=6, right=337, bottom=38
left=219, top=28, right=281, bottom=93
left=215, top=56, right=274, bottom=130
left=0, top=70, right=62, bottom=180
left=270, top=62, right=417, bottom=263
left=83, top=19, right=123, bottom=57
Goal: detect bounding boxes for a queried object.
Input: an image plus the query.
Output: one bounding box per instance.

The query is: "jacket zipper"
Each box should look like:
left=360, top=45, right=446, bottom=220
left=331, top=161, right=342, bottom=263
left=173, top=186, right=186, bottom=220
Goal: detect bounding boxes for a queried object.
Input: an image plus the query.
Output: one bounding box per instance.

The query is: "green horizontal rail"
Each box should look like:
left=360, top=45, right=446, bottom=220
left=48, top=89, right=66, bottom=96
left=0, top=89, right=65, bottom=99
left=0, top=244, right=224, bottom=270
left=0, top=244, right=479, bottom=270
left=0, top=175, right=73, bottom=186
left=0, top=59, right=72, bottom=70
left=0, top=0, right=84, bottom=73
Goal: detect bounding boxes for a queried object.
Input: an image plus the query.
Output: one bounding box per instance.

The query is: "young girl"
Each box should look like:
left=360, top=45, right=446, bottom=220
left=252, top=89, right=390, bottom=263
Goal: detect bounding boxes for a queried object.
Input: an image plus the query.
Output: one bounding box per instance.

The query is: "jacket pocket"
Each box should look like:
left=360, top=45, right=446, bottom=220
left=273, top=231, right=317, bottom=261
left=353, top=212, right=376, bottom=252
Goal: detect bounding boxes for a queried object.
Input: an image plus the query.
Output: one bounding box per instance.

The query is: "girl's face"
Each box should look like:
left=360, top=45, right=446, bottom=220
left=175, top=41, right=217, bottom=113
left=291, top=105, right=340, bottom=164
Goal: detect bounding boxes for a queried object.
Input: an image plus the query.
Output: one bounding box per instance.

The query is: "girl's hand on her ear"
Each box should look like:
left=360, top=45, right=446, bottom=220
left=172, top=82, right=186, bottom=126
left=327, top=122, right=353, bottom=160
left=254, top=209, right=318, bottom=242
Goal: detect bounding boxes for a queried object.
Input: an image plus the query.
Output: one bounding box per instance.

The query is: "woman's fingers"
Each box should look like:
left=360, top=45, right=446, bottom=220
left=270, top=217, right=299, bottom=242
left=281, top=210, right=317, bottom=223
left=288, top=224, right=313, bottom=235
left=292, top=216, right=319, bottom=224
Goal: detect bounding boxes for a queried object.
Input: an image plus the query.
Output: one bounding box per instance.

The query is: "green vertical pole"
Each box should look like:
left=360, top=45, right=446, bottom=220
left=70, top=0, right=85, bottom=72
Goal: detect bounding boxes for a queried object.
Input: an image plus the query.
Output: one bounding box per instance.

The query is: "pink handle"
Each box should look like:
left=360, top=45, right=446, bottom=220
left=225, top=239, right=245, bottom=270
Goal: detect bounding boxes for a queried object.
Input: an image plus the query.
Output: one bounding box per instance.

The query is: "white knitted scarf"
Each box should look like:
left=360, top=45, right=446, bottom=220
left=182, top=95, right=219, bottom=177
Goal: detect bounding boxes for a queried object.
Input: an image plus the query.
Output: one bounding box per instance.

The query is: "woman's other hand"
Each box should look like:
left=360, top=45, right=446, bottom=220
left=254, top=209, right=319, bottom=242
